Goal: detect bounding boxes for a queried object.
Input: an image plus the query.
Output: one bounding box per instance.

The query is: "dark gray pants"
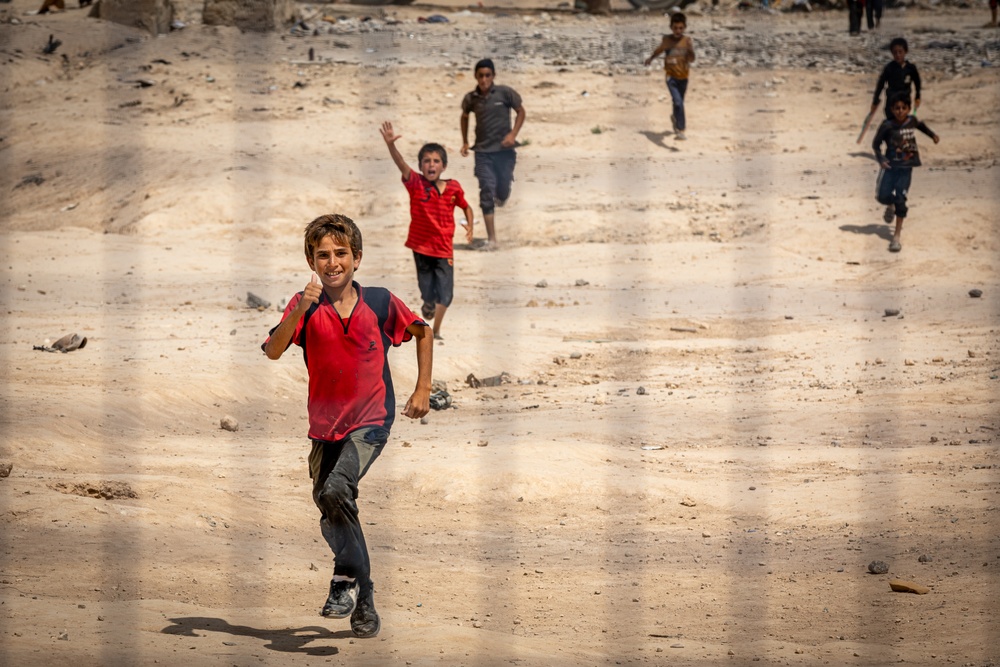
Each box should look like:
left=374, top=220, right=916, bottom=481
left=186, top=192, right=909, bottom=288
left=474, top=149, right=517, bottom=215
left=309, top=426, right=387, bottom=593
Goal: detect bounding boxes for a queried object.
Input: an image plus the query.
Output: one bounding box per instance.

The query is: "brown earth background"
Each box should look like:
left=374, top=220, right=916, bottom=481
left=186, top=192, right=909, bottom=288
left=1, top=0, right=999, bottom=665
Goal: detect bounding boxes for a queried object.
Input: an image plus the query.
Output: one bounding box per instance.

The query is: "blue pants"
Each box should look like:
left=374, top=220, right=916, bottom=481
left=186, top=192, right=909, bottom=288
left=667, top=77, right=688, bottom=132
left=309, top=426, right=387, bottom=594
left=876, top=166, right=912, bottom=219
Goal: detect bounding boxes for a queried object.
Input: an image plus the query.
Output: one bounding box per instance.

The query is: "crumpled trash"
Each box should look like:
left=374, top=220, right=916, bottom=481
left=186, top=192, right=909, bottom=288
left=34, top=333, right=87, bottom=353
left=429, top=390, right=452, bottom=410
left=466, top=371, right=510, bottom=389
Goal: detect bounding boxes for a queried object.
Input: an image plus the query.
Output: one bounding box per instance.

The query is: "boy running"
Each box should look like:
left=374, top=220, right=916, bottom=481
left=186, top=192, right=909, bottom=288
left=263, top=214, right=432, bottom=637
left=872, top=94, right=940, bottom=253
left=460, top=58, right=526, bottom=250
left=870, top=38, right=922, bottom=120
left=645, top=12, right=696, bottom=141
left=380, top=120, right=474, bottom=340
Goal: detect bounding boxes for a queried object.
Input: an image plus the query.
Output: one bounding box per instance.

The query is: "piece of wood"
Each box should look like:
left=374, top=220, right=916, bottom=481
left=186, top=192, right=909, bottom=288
left=889, top=579, right=930, bottom=595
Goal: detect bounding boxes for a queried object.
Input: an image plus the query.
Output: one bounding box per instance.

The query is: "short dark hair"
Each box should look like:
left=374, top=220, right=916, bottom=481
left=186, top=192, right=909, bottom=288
left=889, top=37, right=908, bottom=52
left=671, top=12, right=687, bottom=25
left=304, top=213, right=362, bottom=260
left=474, top=58, right=495, bottom=74
left=418, top=143, right=448, bottom=168
left=889, top=92, right=912, bottom=109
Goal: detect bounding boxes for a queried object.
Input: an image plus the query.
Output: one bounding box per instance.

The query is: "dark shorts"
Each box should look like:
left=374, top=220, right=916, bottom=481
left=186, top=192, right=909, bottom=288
left=413, top=251, right=454, bottom=308
left=473, top=149, right=517, bottom=215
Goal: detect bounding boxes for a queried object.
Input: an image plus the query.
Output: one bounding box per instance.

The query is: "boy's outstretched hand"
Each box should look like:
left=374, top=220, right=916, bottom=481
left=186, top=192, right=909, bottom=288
left=380, top=121, right=401, bottom=145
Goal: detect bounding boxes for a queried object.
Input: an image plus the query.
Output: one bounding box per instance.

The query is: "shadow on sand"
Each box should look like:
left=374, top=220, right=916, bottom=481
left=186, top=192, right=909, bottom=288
left=839, top=222, right=893, bottom=242
left=639, top=130, right=680, bottom=151
left=162, top=617, right=348, bottom=656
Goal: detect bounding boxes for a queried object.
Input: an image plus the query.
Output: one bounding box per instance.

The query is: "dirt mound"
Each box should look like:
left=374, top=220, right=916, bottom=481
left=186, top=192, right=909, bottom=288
left=51, top=481, right=139, bottom=500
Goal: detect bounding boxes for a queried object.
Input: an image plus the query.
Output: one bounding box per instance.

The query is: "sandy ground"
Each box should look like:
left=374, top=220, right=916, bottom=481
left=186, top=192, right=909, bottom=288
left=1, top=1, right=999, bottom=665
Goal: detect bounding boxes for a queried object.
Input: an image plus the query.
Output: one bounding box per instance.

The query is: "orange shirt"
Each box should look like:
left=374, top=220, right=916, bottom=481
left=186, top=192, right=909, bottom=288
left=660, top=35, right=695, bottom=80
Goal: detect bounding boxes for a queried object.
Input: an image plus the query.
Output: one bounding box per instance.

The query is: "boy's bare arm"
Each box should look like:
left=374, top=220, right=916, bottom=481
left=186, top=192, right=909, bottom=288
left=502, top=105, right=526, bottom=149
left=380, top=121, right=412, bottom=179
left=402, top=322, right=433, bottom=419
left=644, top=39, right=667, bottom=66
left=264, top=275, right=322, bottom=360
left=460, top=112, right=471, bottom=156
left=687, top=38, right=696, bottom=62
left=462, top=205, right=474, bottom=243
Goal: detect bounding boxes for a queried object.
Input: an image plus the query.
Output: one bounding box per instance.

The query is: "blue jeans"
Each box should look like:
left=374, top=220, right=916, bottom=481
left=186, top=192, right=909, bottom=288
left=875, top=166, right=912, bottom=219
left=667, top=77, right=688, bottom=132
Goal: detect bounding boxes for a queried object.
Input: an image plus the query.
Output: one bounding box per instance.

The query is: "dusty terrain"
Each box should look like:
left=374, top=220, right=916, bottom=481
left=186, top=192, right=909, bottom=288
left=1, top=0, right=999, bottom=665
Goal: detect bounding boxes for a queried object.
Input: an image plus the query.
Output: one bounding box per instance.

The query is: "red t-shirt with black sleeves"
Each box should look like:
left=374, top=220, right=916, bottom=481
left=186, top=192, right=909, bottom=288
left=263, top=283, right=423, bottom=443
left=403, top=171, right=469, bottom=259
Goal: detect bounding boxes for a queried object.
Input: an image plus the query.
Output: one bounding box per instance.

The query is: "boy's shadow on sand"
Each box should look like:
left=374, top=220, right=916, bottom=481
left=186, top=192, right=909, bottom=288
left=839, top=223, right=893, bottom=241
left=162, top=617, right=346, bottom=656
left=639, top=130, right=680, bottom=151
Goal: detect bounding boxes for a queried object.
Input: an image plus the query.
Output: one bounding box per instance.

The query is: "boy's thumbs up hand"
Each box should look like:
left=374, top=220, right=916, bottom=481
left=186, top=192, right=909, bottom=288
left=302, top=273, right=322, bottom=307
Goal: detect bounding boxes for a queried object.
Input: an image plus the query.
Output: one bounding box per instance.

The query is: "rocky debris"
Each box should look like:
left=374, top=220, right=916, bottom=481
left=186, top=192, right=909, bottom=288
left=968, top=289, right=983, bottom=298
left=884, top=308, right=900, bottom=317
left=889, top=579, right=930, bottom=594
left=220, top=415, right=239, bottom=431
left=466, top=371, right=511, bottom=388
left=868, top=560, right=889, bottom=574
left=636, top=386, right=647, bottom=395
left=680, top=496, right=697, bottom=507
left=96, top=0, right=174, bottom=35
left=280, top=11, right=998, bottom=78
left=34, top=333, right=88, bottom=353
left=52, top=481, right=138, bottom=500
left=246, top=292, right=271, bottom=310
left=0, top=462, right=12, bottom=478
left=918, top=554, right=933, bottom=563
left=203, top=0, right=296, bottom=32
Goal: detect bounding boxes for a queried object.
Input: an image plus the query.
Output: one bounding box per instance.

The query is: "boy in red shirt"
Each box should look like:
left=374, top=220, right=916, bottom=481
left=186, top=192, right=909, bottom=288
left=380, top=121, right=474, bottom=340
left=263, top=213, right=432, bottom=637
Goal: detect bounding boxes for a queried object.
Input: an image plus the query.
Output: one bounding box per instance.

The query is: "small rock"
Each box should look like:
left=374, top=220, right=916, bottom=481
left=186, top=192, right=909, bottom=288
left=574, top=279, right=589, bottom=286
left=420, top=417, right=429, bottom=425
left=968, top=289, right=983, bottom=298
left=569, top=352, right=582, bottom=359
left=636, top=386, right=647, bottom=395
left=535, top=279, right=548, bottom=288
left=904, top=359, right=915, bottom=366
left=884, top=308, right=900, bottom=317
left=680, top=497, right=696, bottom=507
left=309, top=562, right=319, bottom=571
left=246, top=292, right=271, bottom=310
left=702, top=531, right=711, bottom=538
left=918, top=554, right=933, bottom=563
left=0, top=462, right=12, bottom=478
left=58, top=630, right=69, bottom=641
left=967, top=350, right=976, bottom=358
left=219, top=415, right=239, bottom=432
left=868, top=560, right=889, bottom=574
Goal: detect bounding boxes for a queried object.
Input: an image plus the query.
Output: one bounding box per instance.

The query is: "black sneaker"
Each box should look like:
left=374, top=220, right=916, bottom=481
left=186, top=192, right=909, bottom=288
left=350, top=588, right=381, bottom=638
left=321, top=579, right=358, bottom=619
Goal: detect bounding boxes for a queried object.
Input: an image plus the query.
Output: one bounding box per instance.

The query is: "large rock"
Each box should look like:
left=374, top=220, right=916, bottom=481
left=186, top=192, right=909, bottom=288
left=97, top=0, right=174, bottom=35
left=202, top=0, right=296, bottom=31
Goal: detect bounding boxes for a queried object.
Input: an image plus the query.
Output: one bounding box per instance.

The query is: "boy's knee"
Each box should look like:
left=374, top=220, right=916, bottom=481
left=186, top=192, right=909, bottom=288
left=318, top=476, right=356, bottom=515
